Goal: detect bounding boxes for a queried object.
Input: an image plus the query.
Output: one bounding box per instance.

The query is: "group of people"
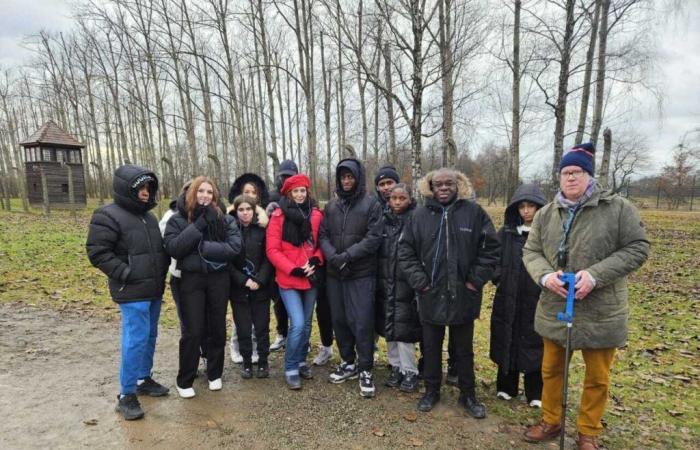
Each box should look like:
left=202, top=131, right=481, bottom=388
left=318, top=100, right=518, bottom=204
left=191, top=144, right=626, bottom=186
left=86, top=143, right=649, bottom=450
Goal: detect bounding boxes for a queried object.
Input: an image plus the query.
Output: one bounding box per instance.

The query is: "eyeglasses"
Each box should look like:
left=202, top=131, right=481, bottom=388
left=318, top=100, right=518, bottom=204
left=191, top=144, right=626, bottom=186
left=560, top=169, right=586, bottom=179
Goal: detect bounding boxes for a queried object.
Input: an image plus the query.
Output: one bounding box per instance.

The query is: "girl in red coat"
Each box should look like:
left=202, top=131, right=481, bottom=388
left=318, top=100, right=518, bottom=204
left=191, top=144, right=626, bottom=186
left=266, top=174, right=324, bottom=389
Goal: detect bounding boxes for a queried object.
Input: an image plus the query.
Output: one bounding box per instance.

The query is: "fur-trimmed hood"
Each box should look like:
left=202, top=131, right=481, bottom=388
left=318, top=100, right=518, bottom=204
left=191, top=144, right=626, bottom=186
left=226, top=203, right=269, bottom=228
left=417, top=170, right=475, bottom=201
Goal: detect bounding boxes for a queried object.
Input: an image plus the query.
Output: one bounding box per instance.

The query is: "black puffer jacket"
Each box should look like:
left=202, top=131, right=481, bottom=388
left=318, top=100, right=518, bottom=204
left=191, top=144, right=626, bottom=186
left=86, top=165, right=169, bottom=303
left=163, top=193, right=242, bottom=273
left=490, top=184, right=545, bottom=373
left=379, top=202, right=422, bottom=342
left=230, top=217, right=273, bottom=303
left=398, top=171, right=500, bottom=325
left=320, top=158, right=383, bottom=279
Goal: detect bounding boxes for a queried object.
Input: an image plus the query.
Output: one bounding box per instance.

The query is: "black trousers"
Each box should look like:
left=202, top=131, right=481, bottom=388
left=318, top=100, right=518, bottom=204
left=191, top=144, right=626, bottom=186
left=171, top=276, right=208, bottom=358
left=231, top=298, right=271, bottom=364
left=327, top=275, right=375, bottom=371
left=496, top=366, right=543, bottom=402
left=315, top=285, right=334, bottom=347
left=273, top=288, right=288, bottom=337
left=177, top=271, right=229, bottom=388
left=423, top=321, right=476, bottom=394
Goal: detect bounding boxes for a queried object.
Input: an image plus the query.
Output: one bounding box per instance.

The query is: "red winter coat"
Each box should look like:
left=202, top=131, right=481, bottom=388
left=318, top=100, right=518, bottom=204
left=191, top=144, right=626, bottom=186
left=266, top=207, right=324, bottom=290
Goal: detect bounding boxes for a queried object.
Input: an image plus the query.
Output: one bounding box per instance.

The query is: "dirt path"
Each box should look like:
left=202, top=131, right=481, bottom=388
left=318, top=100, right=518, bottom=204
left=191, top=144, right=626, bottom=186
left=0, top=303, right=548, bottom=450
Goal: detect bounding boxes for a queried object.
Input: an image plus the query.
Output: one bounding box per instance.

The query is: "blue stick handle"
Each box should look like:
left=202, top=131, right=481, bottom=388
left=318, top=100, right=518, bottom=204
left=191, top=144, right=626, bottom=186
left=556, top=272, right=577, bottom=323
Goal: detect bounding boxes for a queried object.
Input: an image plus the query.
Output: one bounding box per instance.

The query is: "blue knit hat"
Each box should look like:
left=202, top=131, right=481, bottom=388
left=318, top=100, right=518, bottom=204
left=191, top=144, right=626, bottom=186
left=559, top=142, right=596, bottom=176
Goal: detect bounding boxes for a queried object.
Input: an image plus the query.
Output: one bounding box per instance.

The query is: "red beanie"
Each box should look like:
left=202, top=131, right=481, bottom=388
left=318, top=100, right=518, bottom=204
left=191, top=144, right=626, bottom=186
left=281, top=173, right=311, bottom=195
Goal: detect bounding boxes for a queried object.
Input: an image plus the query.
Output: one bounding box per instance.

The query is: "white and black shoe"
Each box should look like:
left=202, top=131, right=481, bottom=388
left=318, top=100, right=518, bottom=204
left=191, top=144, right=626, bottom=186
left=328, top=362, right=358, bottom=384
left=270, top=334, right=286, bottom=352
left=359, top=371, right=375, bottom=398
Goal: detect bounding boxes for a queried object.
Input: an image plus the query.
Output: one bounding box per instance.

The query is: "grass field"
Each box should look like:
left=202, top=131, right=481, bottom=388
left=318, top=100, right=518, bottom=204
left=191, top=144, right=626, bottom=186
left=0, top=199, right=698, bottom=449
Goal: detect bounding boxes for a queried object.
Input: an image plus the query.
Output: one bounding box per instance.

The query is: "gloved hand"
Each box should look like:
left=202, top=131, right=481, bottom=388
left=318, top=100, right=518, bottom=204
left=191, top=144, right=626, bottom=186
left=290, top=267, right=306, bottom=278
left=204, top=205, right=219, bottom=223
left=308, top=256, right=321, bottom=268
left=329, top=252, right=350, bottom=270
left=265, top=202, right=280, bottom=217
left=194, top=204, right=208, bottom=231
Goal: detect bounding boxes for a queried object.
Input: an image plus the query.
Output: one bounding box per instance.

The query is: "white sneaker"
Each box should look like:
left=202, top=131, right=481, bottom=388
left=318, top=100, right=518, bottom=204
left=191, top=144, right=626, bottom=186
left=270, top=334, right=286, bottom=352
left=209, top=378, right=222, bottom=391
left=496, top=391, right=513, bottom=401
left=529, top=399, right=542, bottom=408
left=230, top=338, right=243, bottom=364
left=312, top=345, right=334, bottom=366
left=252, top=351, right=259, bottom=364
left=176, top=385, right=195, bottom=399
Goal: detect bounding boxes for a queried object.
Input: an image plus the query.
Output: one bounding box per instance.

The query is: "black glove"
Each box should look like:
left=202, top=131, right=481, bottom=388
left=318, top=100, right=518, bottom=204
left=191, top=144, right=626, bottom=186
left=330, top=252, right=349, bottom=270
left=308, top=256, right=321, bottom=268
left=204, top=205, right=219, bottom=223
left=290, top=267, right=306, bottom=278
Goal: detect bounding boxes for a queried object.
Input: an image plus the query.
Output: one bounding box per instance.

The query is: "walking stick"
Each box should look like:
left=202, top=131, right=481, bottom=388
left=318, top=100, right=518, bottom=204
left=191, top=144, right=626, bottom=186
left=557, top=272, right=577, bottom=450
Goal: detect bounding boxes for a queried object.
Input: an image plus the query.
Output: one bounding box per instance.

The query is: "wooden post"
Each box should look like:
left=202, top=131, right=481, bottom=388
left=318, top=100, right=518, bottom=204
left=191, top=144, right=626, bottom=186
left=66, top=164, right=77, bottom=221
left=690, top=174, right=696, bottom=211
left=656, top=184, right=661, bottom=209
left=40, top=167, right=50, bottom=216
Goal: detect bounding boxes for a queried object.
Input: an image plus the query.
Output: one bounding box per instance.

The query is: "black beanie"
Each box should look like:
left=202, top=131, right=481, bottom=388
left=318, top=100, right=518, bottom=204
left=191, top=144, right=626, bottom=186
left=374, top=165, right=400, bottom=186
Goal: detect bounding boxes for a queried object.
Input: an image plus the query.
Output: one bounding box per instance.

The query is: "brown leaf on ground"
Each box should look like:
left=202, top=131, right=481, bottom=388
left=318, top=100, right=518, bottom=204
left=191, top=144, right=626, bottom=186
left=372, top=427, right=385, bottom=437
left=403, top=412, right=417, bottom=422
left=83, top=419, right=98, bottom=426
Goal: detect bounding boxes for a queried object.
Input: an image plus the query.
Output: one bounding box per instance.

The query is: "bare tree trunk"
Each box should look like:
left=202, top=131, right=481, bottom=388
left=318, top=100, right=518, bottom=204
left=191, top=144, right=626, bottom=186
left=254, top=0, right=278, bottom=160
left=383, top=41, right=397, bottom=165
left=275, top=53, right=287, bottom=161
left=509, top=0, right=521, bottom=198
left=598, top=127, right=612, bottom=185
left=575, top=0, right=602, bottom=145
left=590, top=0, right=610, bottom=149
left=439, top=0, right=455, bottom=166
left=355, top=0, right=368, bottom=160
left=550, top=0, right=576, bottom=186
left=321, top=32, right=333, bottom=200
left=336, top=0, right=346, bottom=153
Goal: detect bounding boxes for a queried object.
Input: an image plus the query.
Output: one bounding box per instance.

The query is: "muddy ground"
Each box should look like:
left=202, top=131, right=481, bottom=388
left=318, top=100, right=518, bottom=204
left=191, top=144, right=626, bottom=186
left=0, top=303, right=566, bottom=450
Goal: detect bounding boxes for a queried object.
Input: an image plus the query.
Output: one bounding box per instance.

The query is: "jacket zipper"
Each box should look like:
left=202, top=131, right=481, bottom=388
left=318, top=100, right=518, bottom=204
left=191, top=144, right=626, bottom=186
left=445, top=208, right=450, bottom=293
left=142, top=216, right=157, bottom=283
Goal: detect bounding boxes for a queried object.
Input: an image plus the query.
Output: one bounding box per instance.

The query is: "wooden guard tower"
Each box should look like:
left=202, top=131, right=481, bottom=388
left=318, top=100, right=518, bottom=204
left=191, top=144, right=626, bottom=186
left=20, top=120, right=87, bottom=207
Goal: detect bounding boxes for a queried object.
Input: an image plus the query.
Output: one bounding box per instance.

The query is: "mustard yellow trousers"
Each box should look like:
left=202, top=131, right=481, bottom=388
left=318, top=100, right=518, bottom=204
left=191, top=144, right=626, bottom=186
left=541, top=338, right=616, bottom=436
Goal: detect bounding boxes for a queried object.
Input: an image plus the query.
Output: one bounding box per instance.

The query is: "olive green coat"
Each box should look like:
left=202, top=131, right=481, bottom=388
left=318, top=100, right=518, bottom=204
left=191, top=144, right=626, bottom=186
left=523, top=186, right=650, bottom=349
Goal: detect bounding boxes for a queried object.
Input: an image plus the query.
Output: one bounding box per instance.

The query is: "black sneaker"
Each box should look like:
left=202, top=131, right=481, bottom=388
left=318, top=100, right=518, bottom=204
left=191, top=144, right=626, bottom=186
left=399, top=372, right=419, bottom=393
left=359, top=371, right=375, bottom=398
left=115, top=394, right=144, bottom=420
left=241, top=363, right=253, bottom=379
left=385, top=366, right=403, bottom=388
left=136, top=377, right=170, bottom=397
left=299, top=365, right=313, bottom=380
left=458, top=393, right=487, bottom=419
left=417, top=390, right=440, bottom=412
left=256, top=362, right=269, bottom=378
left=329, top=362, right=359, bottom=384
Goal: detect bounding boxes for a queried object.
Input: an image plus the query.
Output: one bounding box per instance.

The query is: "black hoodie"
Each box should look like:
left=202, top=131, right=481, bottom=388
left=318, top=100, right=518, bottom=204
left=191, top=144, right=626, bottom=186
left=86, top=165, right=169, bottom=303
left=228, top=173, right=270, bottom=207
left=320, top=158, right=383, bottom=279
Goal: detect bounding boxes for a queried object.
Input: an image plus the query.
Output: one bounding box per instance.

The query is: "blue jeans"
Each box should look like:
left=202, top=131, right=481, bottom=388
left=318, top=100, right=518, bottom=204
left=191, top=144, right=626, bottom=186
left=279, top=287, right=316, bottom=375
left=118, top=300, right=162, bottom=395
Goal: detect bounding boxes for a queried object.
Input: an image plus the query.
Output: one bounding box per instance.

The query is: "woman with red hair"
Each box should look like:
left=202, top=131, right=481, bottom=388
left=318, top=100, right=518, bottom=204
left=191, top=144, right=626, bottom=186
left=266, top=174, right=324, bottom=389
left=164, top=176, right=242, bottom=398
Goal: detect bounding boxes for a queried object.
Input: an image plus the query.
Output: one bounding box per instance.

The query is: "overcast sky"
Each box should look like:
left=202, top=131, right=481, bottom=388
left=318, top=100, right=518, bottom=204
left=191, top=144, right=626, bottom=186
left=1, top=0, right=698, bottom=174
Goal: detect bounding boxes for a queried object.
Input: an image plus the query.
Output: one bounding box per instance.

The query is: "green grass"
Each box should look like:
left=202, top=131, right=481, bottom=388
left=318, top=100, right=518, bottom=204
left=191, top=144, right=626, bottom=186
left=0, top=200, right=698, bottom=448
